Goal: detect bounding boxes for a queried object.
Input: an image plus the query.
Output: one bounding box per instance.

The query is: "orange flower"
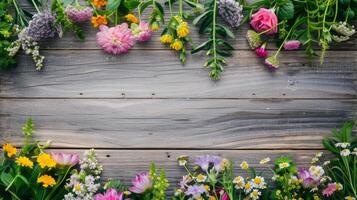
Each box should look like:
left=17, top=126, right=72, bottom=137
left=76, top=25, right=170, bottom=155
left=125, top=14, right=139, bottom=24
left=91, top=15, right=108, bottom=28
left=92, top=0, right=107, bottom=8
left=3, top=143, right=17, bottom=158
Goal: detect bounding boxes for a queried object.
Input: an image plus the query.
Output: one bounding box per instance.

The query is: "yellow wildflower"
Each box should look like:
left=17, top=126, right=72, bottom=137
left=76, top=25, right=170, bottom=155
left=160, top=34, right=173, bottom=44
left=37, top=153, right=56, bottom=169
left=151, top=21, right=160, bottom=31
left=91, top=15, right=108, bottom=28
left=240, top=161, right=249, bottom=170
left=203, top=184, right=210, bottom=191
left=16, top=156, right=34, bottom=168
left=209, top=196, right=216, bottom=200
left=279, top=162, right=290, bottom=169
left=170, top=40, right=183, bottom=51
left=37, top=174, right=56, bottom=188
left=177, top=22, right=189, bottom=38
left=125, top=14, right=139, bottom=24
left=345, top=196, right=355, bottom=200
left=3, top=143, right=17, bottom=158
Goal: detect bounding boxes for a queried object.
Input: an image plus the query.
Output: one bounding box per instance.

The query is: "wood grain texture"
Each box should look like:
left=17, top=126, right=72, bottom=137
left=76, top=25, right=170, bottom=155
left=47, top=149, right=325, bottom=192
left=1, top=50, right=356, bottom=98
left=1, top=99, right=356, bottom=149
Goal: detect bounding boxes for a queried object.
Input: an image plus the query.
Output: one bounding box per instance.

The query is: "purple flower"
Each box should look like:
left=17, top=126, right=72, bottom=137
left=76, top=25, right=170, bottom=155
left=180, top=175, right=192, bottom=190
left=65, top=5, right=93, bottom=23
left=185, top=185, right=207, bottom=199
left=283, top=40, right=301, bottom=50
left=94, top=188, right=123, bottom=200
left=131, top=21, right=153, bottom=42
left=298, top=168, right=321, bottom=188
left=27, top=12, right=59, bottom=41
left=264, top=56, right=279, bottom=71
left=129, top=172, right=152, bottom=194
left=195, top=155, right=223, bottom=171
left=255, top=43, right=268, bottom=58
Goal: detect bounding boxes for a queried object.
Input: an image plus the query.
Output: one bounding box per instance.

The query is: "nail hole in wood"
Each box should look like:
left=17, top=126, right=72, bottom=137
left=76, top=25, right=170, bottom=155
left=79, top=93, right=83, bottom=95
left=106, top=154, right=110, bottom=158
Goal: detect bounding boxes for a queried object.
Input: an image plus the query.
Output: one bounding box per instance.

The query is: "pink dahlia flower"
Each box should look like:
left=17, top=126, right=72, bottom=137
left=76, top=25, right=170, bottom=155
left=283, top=40, right=301, bottom=50
left=129, top=172, right=152, bottom=194
left=50, top=152, right=79, bottom=166
left=65, top=5, right=93, bottom=23
left=322, top=183, right=339, bottom=197
left=96, top=23, right=135, bottom=55
left=250, top=8, right=278, bottom=35
left=131, top=21, right=153, bottom=42
left=94, top=189, right=123, bottom=200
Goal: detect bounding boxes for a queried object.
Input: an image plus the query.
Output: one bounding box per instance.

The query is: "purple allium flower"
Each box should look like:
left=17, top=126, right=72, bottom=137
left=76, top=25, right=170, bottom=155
left=246, top=30, right=263, bottom=49
left=129, top=172, right=152, bottom=194
left=65, top=5, right=93, bottom=23
left=255, top=43, right=268, bottom=58
left=264, top=56, right=279, bottom=71
left=298, top=168, right=320, bottom=188
left=283, top=40, right=301, bottom=50
left=218, top=0, right=244, bottom=28
left=27, top=12, right=59, bottom=41
left=131, top=21, right=153, bottom=42
left=185, top=185, right=207, bottom=199
left=94, top=189, right=123, bottom=200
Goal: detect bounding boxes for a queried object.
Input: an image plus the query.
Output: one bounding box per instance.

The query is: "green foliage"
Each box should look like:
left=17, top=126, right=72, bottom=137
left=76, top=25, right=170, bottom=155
left=139, top=0, right=165, bottom=29
left=323, top=121, right=357, bottom=198
left=150, top=162, right=169, bottom=200
left=191, top=0, right=235, bottom=80
left=0, top=0, right=17, bottom=70
left=51, top=0, right=85, bottom=40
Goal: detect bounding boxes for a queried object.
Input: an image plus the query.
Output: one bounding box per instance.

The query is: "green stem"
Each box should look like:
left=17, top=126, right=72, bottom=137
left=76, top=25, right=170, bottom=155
left=168, top=0, right=172, bottom=16
left=8, top=190, right=21, bottom=200
left=179, top=0, right=183, bottom=17
left=212, top=0, right=217, bottom=64
left=31, top=0, right=41, bottom=13
left=5, top=174, right=19, bottom=191
left=12, top=0, right=26, bottom=27
left=45, top=167, right=72, bottom=200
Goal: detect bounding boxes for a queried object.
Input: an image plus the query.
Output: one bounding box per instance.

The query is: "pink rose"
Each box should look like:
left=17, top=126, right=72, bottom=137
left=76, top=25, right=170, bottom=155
left=250, top=8, right=278, bottom=35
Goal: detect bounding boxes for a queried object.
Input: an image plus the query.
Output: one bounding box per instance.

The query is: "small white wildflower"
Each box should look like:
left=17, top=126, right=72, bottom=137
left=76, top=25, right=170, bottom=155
left=340, top=149, right=351, bottom=157
left=279, top=162, right=290, bottom=169
left=259, top=157, right=271, bottom=164
left=249, top=189, right=261, bottom=200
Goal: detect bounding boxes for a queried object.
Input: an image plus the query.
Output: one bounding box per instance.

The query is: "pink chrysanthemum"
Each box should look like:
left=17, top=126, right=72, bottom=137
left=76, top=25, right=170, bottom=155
left=283, top=40, right=301, bottom=50
left=65, top=5, right=93, bottom=23
left=96, top=23, right=135, bottom=55
left=131, top=21, right=153, bottom=42
left=94, top=189, right=123, bottom=200
left=129, top=172, right=152, bottom=194
left=322, top=183, right=342, bottom=197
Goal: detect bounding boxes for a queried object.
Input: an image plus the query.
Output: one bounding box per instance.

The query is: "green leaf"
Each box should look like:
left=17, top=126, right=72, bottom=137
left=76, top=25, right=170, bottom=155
left=0, top=172, right=13, bottom=186
left=106, top=0, right=122, bottom=11
left=192, top=10, right=212, bottom=25
left=278, top=0, right=294, bottom=20
left=17, top=175, right=29, bottom=187
left=139, top=0, right=152, bottom=14
left=191, top=39, right=212, bottom=54
left=215, top=24, right=235, bottom=38
left=124, top=0, right=140, bottom=9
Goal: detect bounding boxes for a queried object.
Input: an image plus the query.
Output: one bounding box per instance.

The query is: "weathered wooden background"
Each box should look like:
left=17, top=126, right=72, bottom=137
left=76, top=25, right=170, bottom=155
left=1, top=1, right=357, bottom=192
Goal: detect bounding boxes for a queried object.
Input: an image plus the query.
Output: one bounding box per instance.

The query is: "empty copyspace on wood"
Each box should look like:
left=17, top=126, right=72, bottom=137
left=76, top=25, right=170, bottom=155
left=1, top=99, right=356, bottom=149
left=1, top=50, right=356, bottom=98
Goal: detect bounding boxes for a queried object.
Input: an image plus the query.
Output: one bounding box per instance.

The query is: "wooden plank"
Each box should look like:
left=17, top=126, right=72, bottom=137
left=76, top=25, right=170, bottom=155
left=1, top=99, right=356, bottom=149
left=43, top=149, right=325, bottom=192
left=1, top=50, right=356, bottom=98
